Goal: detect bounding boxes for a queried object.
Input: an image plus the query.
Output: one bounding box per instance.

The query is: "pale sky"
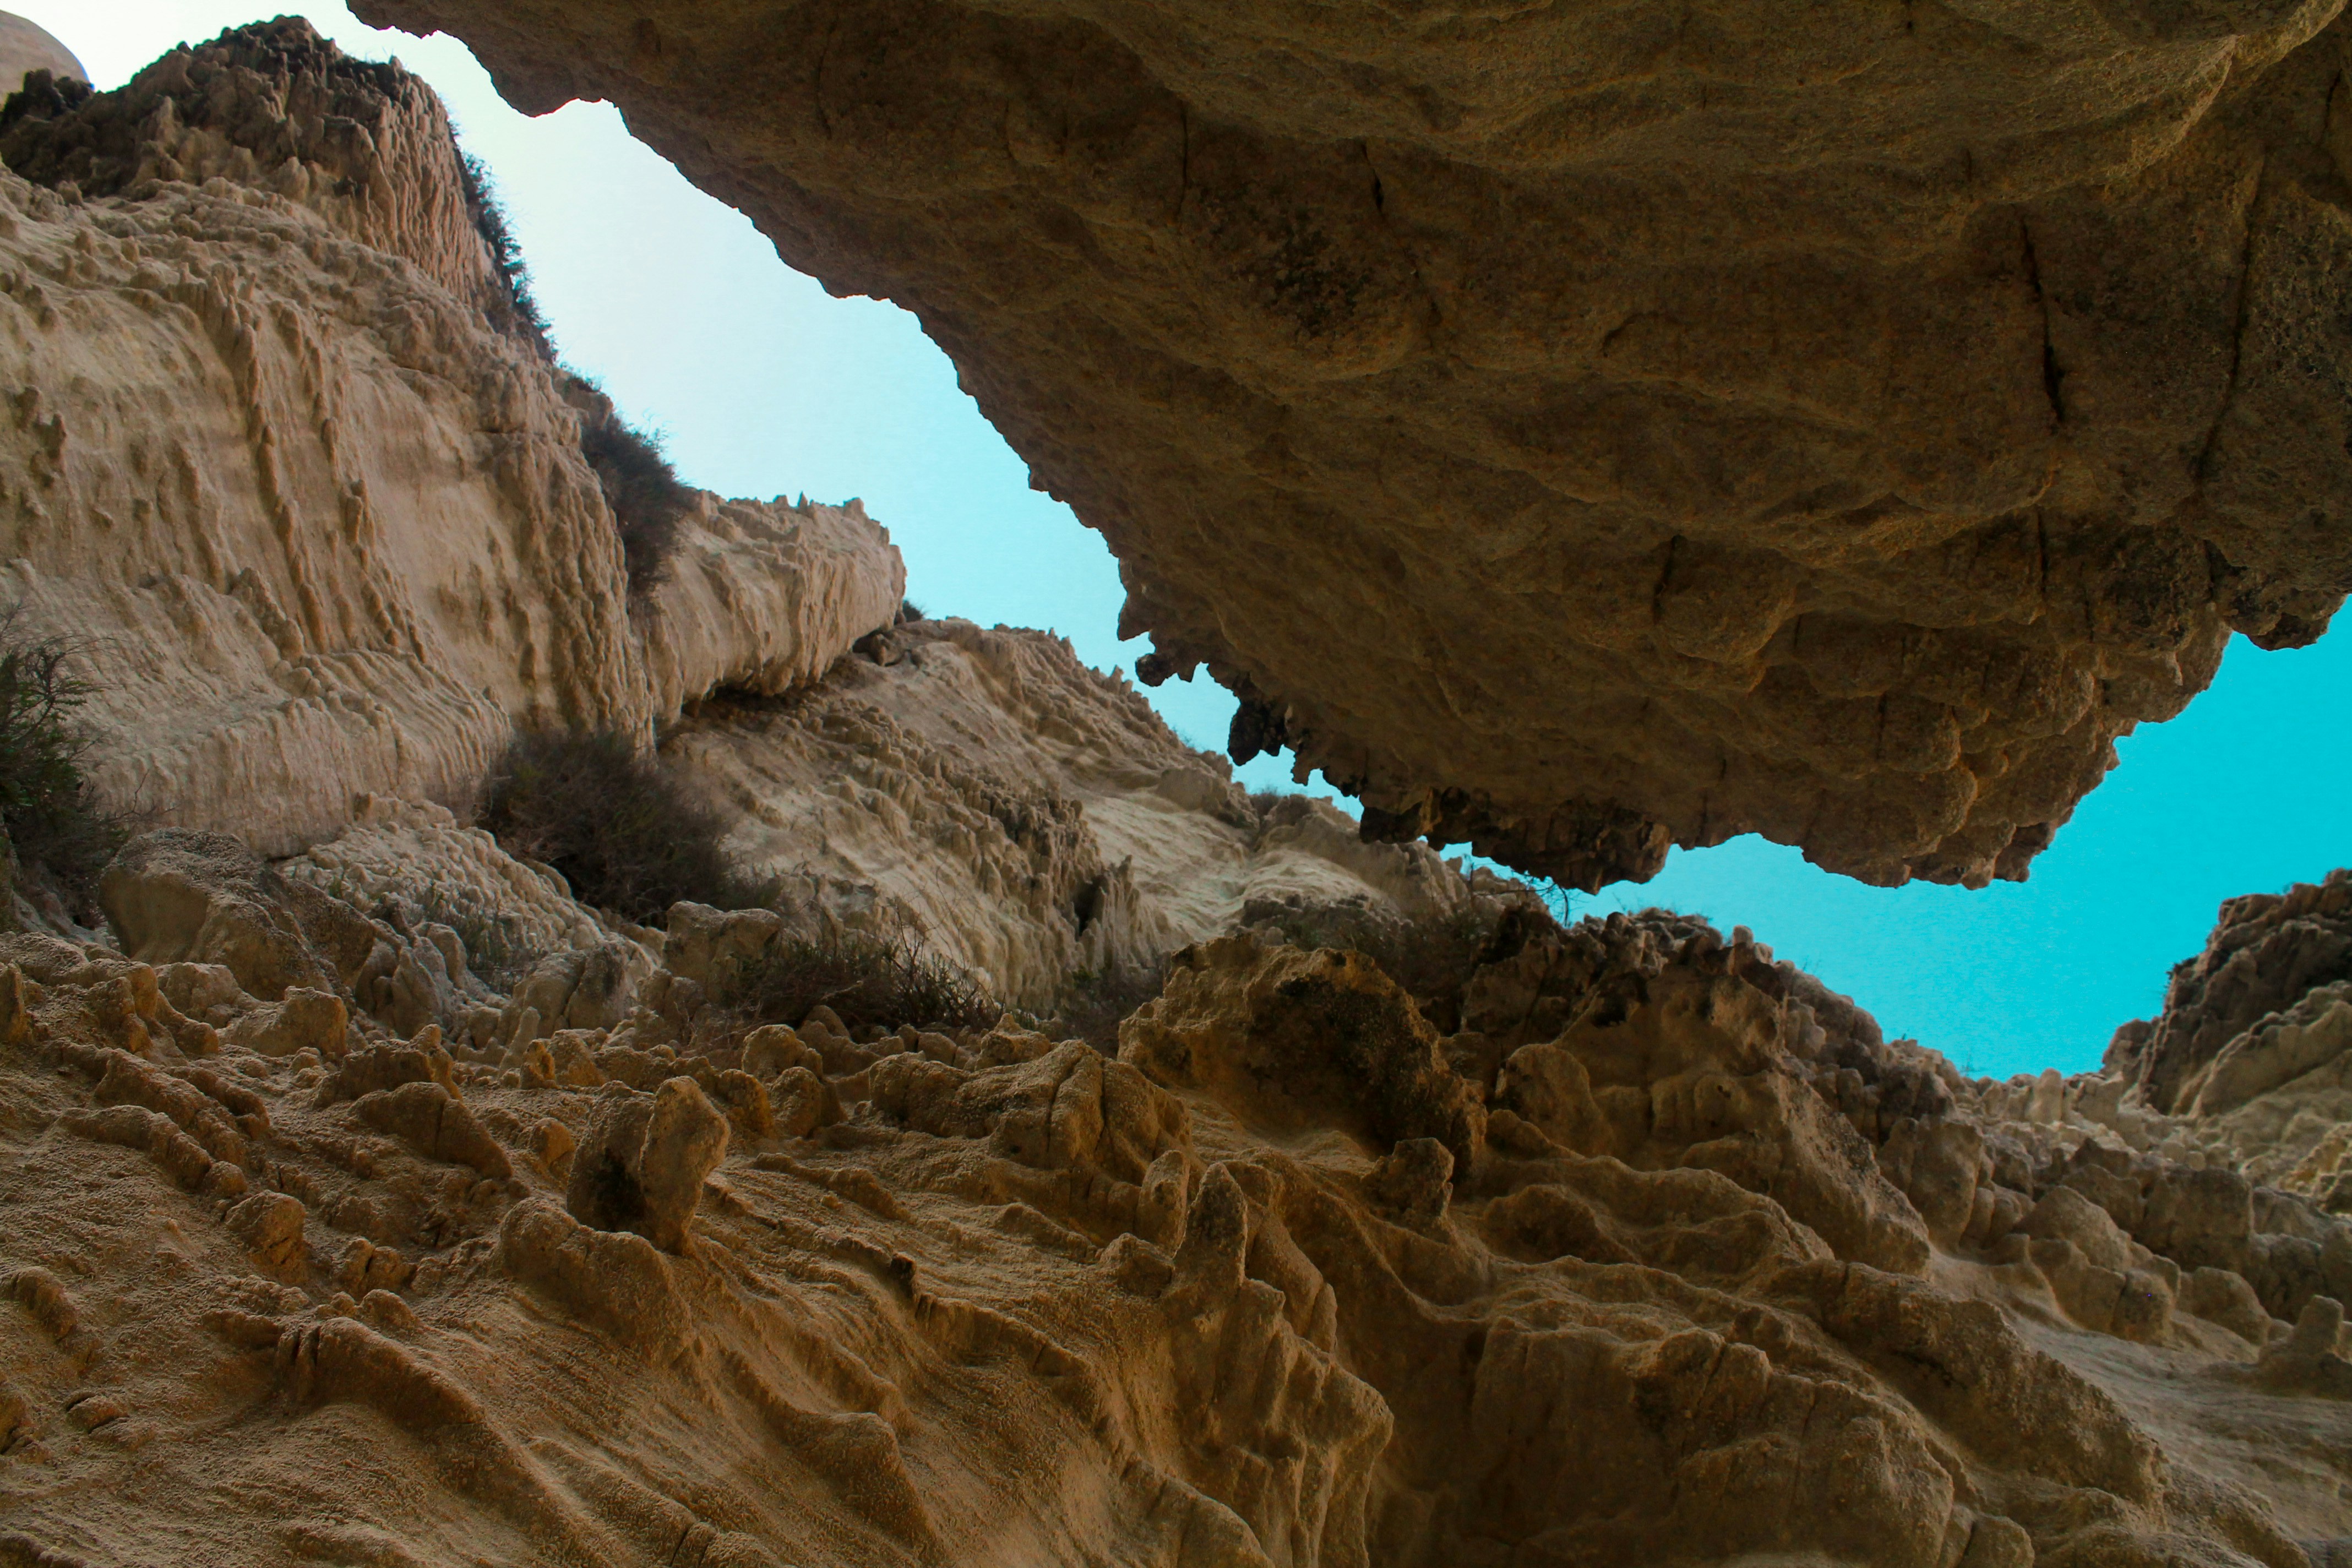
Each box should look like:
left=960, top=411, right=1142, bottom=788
left=34, top=2, right=2352, bottom=1076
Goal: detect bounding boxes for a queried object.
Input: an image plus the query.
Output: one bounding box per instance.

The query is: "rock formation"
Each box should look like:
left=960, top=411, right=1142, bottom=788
left=2, top=19, right=2349, bottom=1568
left=347, top=0, right=2352, bottom=889
left=4, top=808, right=2350, bottom=1564
left=668, top=612, right=1540, bottom=1009
left=0, top=20, right=902, bottom=856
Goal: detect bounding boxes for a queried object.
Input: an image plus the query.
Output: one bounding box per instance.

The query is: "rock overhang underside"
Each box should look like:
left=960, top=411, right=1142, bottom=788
left=355, top=0, right=2352, bottom=891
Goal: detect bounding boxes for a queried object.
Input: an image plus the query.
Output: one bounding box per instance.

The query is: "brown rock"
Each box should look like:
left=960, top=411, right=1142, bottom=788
left=349, top=0, right=2351, bottom=888
left=2109, top=869, right=2352, bottom=1113
left=349, top=1082, right=514, bottom=1180
left=97, top=831, right=334, bottom=1003
left=1120, top=935, right=1481, bottom=1164
left=225, top=1193, right=309, bottom=1281
left=564, top=1078, right=728, bottom=1253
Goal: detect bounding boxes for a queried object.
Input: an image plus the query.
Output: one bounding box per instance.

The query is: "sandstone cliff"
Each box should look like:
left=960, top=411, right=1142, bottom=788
left=0, top=20, right=901, bottom=857
left=350, top=0, right=2352, bottom=890
left=670, top=612, right=1538, bottom=1010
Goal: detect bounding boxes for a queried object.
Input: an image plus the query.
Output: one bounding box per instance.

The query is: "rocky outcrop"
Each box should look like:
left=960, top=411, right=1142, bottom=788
left=3, top=840, right=2349, bottom=1565
left=2110, top=870, right=2352, bottom=1113
left=669, top=613, right=1543, bottom=1008
left=3, top=20, right=2347, bottom=1566
left=2081, top=869, right=2352, bottom=1211
left=350, top=0, right=2351, bottom=889
left=0, top=21, right=901, bottom=857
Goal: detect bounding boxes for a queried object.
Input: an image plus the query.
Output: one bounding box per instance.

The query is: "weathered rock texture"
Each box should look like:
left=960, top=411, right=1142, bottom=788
left=350, top=0, right=2352, bottom=889
left=4, top=25, right=2348, bottom=1566
left=669, top=613, right=1538, bottom=1008
left=0, top=21, right=901, bottom=856
left=2097, top=869, right=2352, bottom=1208
left=4, top=832, right=2350, bottom=1565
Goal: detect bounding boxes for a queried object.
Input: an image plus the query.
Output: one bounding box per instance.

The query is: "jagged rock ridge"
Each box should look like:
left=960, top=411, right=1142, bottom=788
left=352, top=0, right=2352, bottom=889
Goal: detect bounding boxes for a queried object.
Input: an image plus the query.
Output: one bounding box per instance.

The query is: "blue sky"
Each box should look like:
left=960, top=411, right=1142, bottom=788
left=37, top=3, right=2352, bottom=1078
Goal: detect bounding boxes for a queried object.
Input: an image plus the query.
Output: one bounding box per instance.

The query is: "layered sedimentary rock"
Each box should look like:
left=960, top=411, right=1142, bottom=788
left=2091, top=869, right=2352, bottom=1208
left=0, top=22, right=902, bottom=856
left=350, top=0, right=2352, bottom=888
left=3, top=825, right=2349, bottom=1565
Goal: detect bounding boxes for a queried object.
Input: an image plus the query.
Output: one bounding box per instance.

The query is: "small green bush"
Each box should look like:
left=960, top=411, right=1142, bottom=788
left=479, top=731, right=754, bottom=924
left=722, top=930, right=998, bottom=1035
left=0, top=625, right=124, bottom=912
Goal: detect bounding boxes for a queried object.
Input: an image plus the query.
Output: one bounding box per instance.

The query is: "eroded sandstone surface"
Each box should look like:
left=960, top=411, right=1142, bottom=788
left=3, top=820, right=2351, bottom=1565
left=349, top=0, right=2352, bottom=888
left=0, top=21, right=902, bottom=855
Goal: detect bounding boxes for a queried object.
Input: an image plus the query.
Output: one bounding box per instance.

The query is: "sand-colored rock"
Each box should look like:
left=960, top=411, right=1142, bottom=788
left=3, top=22, right=2347, bottom=1566
left=2045, top=869, right=2352, bottom=1216
left=0, top=22, right=901, bottom=858
left=6, top=848, right=2350, bottom=1565
left=671, top=614, right=1544, bottom=1008
left=352, top=0, right=2352, bottom=889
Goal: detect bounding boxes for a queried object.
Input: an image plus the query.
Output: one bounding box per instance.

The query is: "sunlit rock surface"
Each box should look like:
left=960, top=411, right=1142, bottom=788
left=1, top=23, right=2348, bottom=1568
left=3, top=835, right=2349, bottom=1564
left=0, top=21, right=901, bottom=854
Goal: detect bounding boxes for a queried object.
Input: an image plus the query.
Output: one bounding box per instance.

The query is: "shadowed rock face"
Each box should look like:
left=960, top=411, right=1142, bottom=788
left=352, top=0, right=2352, bottom=888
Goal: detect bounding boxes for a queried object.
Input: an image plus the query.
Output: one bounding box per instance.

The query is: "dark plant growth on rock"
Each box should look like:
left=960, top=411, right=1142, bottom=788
left=722, top=929, right=999, bottom=1035
left=455, top=146, right=551, bottom=352
left=0, top=619, right=123, bottom=911
left=563, top=376, right=691, bottom=596
left=480, top=730, right=750, bottom=923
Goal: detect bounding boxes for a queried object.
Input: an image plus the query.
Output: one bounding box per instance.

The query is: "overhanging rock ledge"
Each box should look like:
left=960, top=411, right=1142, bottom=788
left=353, top=0, right=2352, bottom=889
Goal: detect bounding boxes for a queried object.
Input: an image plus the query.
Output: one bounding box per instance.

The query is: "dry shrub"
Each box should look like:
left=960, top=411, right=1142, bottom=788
left=1055, top=960, right=1168, bottom=1049
left=456, top=147, right=551, bottom=353
left=480, top=731, right=756, bottom=925
left=579, top=409, right=689, bottom=596
left=722, top=931, right=998, bottom=1035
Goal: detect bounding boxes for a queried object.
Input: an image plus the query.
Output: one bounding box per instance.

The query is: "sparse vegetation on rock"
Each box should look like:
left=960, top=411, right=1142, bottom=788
left=478, top=730, right=752, bottom=924
left=455, top=146, right=552, bottom=352
left=0, top=621, right=122, bottom=914
left=562, top=374, right=692, bottom=596
left=5, top=15, right=2352, bottom=1567
left=721, top=929, right=998, bottom=1035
